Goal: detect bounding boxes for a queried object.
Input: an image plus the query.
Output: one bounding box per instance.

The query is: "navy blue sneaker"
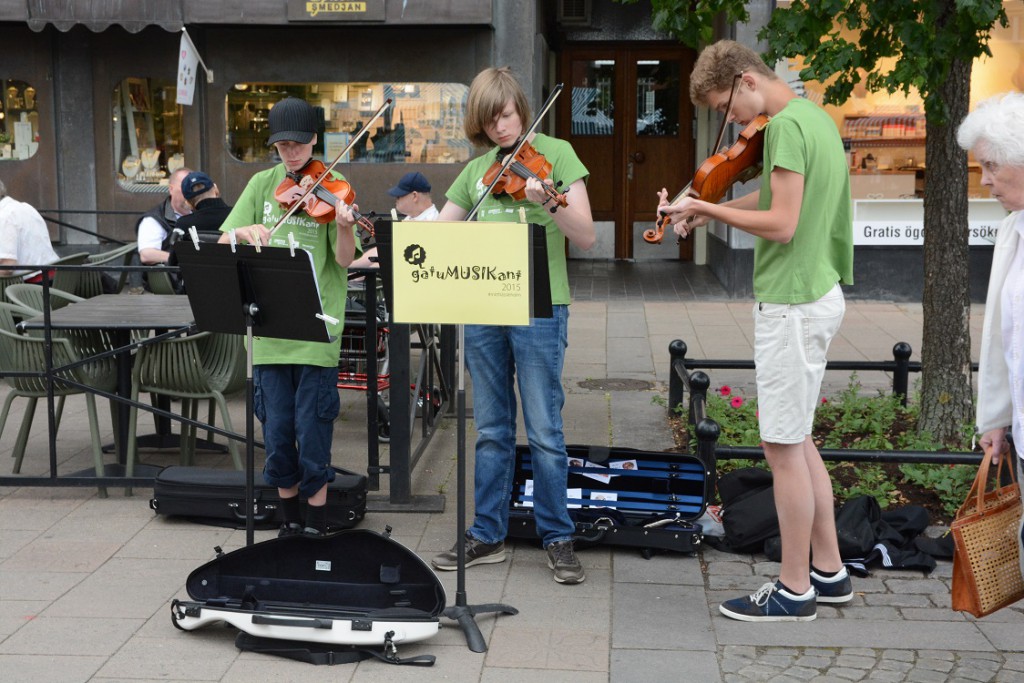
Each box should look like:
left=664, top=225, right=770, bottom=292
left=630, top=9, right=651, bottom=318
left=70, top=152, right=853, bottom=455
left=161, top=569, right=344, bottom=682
left=810, top=567, right=853, bottom=604
left=719, top=582, right=817, bottom=622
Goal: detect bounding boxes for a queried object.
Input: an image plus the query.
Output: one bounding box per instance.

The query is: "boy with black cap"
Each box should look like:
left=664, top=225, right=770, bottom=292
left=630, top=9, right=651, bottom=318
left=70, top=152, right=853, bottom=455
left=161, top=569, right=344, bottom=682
left=218, top=96, right=359, bottom=537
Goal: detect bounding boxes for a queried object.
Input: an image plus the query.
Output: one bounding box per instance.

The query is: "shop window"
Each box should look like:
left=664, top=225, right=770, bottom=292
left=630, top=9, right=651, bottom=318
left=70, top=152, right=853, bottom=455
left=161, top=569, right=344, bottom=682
left=226, top=82, right=471, bottom=164
left=112, top=78, right=184, bottom=192
left=0, top=79, right=40, bottom=161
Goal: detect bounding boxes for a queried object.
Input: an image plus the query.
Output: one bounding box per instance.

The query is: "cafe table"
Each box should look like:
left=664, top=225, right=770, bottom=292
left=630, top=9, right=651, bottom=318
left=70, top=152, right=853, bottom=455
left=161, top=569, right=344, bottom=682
left=20, top=293, right=215, bottom=472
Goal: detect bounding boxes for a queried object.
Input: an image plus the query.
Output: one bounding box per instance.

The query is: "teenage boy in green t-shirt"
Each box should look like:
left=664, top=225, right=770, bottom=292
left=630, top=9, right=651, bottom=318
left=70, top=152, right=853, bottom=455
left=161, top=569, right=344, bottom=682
left=659, top=40, right=855, bottom=621
left=218, top=97, right=358, bottom=537
left=430, top=66, right=596, bottom=584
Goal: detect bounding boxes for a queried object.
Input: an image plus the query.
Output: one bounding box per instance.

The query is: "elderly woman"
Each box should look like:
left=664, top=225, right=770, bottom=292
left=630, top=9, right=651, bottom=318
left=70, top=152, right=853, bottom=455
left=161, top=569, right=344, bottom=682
left=957, top=91, right=1024, bottom=573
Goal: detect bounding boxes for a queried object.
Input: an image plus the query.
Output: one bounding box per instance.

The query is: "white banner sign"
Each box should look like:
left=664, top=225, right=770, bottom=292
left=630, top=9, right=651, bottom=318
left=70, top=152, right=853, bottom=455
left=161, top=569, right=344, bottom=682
left=853, top=221, right=999, bottom=246
left=176, top=31, right=199, bottom=106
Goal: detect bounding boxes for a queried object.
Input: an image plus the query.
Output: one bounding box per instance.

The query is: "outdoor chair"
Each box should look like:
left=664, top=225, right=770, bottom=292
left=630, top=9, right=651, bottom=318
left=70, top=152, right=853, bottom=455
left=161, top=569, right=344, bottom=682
left=79, top=242, right=137, bottom=298
left=0, top=274, right=21, bottom=304
left=5, top=283, right=85, bottom=312
left=49, top=252, right=91, bottom=296
left=126, top=331, right=244, bottom=474
left=146, top=269, right=179, bottom=295
left=0, top=302, right=109, bottom=495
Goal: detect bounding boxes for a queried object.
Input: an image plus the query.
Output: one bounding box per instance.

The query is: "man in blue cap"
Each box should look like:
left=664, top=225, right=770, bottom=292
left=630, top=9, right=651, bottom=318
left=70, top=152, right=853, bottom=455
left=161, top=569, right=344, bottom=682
left=350, top=171, right=437, bottom=269
left=175, top=171, right=233, bottom=243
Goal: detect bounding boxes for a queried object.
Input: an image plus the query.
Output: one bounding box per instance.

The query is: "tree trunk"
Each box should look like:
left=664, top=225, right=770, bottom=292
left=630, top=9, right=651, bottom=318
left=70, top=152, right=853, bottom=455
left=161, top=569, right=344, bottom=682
left=918, top=55, right=974, bottom=442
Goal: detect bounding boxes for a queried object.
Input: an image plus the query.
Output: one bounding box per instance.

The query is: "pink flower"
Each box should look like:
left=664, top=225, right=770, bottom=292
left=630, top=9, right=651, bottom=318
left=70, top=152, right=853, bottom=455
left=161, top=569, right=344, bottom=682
left=821, top=397, right=828, bottom=404
left=718, top=386, right=732, bottom=397
left=730, top=396, right=744, bottom=408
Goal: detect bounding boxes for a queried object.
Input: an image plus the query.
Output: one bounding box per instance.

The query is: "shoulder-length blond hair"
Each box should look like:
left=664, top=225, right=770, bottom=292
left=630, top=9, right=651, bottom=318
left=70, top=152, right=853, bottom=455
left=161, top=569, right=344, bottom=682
left=463, top=67, right=532, bottom=148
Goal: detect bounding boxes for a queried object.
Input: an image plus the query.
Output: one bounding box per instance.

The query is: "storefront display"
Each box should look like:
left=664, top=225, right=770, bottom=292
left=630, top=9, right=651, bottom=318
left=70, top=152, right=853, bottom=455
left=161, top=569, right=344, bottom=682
left=113, top=77, right=183, bottom=192
left=225, top=81, right=472, bottom=165
left=0, top=78, right=39, bottom=161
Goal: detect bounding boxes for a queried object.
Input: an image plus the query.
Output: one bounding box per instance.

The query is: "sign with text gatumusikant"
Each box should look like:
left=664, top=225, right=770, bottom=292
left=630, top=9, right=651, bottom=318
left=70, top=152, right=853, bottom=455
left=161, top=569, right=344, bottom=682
left=390, top=221, right=532, bottom=326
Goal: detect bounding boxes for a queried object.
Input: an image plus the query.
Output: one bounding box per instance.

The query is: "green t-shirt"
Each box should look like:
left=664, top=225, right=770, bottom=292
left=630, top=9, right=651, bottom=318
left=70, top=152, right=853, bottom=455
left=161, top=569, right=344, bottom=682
left=444, top=133, right=588, bottom=306
left=220, top=165, right=348, bottom=367
left=755, top=97, right=854, bottom=303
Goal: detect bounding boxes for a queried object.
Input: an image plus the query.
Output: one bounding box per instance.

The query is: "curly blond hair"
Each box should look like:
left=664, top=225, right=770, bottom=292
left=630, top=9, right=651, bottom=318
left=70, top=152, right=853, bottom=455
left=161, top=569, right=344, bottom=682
left=689, top=40, right=776, bottom=107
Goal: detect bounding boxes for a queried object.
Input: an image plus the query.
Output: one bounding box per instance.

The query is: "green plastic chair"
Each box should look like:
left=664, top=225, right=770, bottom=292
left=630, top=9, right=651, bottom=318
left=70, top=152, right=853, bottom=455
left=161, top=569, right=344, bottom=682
left=5, top=283, right=84, bottom=312
left=0, top=302, right=108, bottom=494
left=126, top=331, right=243, bottom=473
left=79, top=242, right=137, bottom=298
left=0, top=274, right=22, bottom=304
left=146, top=269, right=179, bottom=295
left=49, top=252, right=91, bottom=297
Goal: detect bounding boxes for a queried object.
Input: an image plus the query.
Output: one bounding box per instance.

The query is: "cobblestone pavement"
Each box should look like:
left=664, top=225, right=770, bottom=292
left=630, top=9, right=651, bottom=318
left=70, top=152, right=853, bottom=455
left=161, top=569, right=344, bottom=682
left=704, top=546, right=1024, bottom=682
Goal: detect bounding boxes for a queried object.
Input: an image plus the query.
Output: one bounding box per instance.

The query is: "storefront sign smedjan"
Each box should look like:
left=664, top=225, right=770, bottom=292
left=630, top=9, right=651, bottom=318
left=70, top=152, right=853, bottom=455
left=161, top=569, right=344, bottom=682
left=287, top=0, right=385, bottom=21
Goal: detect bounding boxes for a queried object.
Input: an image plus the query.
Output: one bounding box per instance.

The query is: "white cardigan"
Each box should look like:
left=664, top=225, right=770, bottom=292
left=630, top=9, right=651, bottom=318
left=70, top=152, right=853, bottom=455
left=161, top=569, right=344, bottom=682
left=976, top=211, right=1019, bottom=436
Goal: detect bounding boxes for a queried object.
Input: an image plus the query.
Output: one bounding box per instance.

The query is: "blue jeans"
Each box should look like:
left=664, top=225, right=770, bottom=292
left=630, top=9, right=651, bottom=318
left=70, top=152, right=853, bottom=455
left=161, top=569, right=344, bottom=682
left=254, top=365, right=339, bottom=499
left=464, top=305, right=575, bottom=547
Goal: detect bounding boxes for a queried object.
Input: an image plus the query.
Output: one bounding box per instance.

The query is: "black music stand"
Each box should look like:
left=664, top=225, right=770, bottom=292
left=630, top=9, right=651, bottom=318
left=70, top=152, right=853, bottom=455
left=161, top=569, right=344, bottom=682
left=175, top=242, right=333, bottom=547
left=375, top=222, right=551, bottom=653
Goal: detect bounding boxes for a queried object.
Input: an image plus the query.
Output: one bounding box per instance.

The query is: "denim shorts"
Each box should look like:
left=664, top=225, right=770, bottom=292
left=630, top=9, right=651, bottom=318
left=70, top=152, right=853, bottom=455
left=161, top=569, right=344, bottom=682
left=253, top=364, right=340, bottom=498
left=753, top=283, right=845, bottom=444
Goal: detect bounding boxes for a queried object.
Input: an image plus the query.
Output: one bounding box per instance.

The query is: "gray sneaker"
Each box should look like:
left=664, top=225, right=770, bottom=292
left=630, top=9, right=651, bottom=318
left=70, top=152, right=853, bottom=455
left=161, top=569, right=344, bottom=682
left=546, top=540, right=585, bottom=584
left=431, top=534, right=506, bottom=571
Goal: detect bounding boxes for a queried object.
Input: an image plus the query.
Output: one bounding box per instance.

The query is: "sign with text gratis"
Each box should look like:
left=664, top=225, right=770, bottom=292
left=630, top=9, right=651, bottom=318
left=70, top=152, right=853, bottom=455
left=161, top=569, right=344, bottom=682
left=390, top=221, right=532, bottom=326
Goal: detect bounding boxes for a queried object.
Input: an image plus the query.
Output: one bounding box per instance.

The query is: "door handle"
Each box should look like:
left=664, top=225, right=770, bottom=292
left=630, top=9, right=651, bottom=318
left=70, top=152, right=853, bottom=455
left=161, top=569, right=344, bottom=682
left=627, top=161, right=634, bottom=181
left=632, top=151, right=646, bottom=163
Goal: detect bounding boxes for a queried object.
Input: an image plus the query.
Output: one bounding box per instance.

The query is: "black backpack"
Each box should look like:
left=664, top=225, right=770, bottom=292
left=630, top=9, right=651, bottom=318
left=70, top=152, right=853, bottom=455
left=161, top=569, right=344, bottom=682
left=711, top=467, right=779, bottom=554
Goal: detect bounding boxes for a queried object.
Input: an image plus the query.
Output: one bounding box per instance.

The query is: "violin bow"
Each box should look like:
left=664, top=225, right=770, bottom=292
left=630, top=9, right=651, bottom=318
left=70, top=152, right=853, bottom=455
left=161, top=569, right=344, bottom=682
left=269, top=98, right=393, bottom=236
left=466, top=83, right=564, bottom=221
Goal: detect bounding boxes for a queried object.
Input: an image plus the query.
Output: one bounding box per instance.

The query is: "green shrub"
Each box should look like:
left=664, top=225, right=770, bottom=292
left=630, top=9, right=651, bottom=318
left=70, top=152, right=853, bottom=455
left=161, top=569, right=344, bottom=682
left=689, top=375, right=976, bottom=517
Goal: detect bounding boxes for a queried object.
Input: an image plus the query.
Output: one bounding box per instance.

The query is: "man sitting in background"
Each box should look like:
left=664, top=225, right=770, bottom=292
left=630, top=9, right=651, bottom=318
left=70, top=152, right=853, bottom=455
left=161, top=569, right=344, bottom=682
left=350, top=171, right=437, bottom=270
left=136, top=167, right=192, bottom=266
left=174, top=171, right=233, bottom=243
left=0, top=178, right=59, bottom=280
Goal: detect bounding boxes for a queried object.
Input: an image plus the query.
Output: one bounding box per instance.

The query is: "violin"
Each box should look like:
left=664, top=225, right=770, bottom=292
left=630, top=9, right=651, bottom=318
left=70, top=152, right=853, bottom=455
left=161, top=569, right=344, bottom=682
left=482, top=138, right=568, bottom=212
left=644, top=114, right=769, bottom=244
left=274, top=159, right=377, bottom=238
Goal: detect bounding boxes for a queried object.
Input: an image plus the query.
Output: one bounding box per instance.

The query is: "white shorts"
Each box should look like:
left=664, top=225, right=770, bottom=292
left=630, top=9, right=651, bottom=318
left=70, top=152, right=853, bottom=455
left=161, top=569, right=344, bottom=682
left=754, top=283, right=845, bottom=444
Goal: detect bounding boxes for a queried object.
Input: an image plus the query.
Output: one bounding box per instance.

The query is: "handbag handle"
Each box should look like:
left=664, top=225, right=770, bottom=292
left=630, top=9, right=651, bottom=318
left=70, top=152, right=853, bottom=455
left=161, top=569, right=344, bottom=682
left=961, top=444, right=1017, bottom=517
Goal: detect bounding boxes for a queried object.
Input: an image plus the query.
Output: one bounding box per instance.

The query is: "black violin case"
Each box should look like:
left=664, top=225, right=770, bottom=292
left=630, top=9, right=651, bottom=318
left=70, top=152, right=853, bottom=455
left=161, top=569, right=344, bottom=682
left=150, top=465, right=367, bottom=532
left=172, top=528, right=444, bottom=665
left=508, top=444, right=709, bottom=555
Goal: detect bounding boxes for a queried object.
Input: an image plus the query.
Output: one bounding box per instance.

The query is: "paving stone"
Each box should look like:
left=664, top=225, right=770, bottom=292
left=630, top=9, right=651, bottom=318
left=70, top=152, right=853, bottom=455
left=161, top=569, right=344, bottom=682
left=884, top=579, right=949, bottom=595
left=863, top=594, right=933, bottom=608
left=877, top=659, right=914, bottom=673
left=866, top=671, right=907, bottom=683
left=905, top=669, right=949, bottom=683
left=792, top=656, right=833, bottom=670
left=835, top=654, right=877, bottom=669
left=828, top=667, right=867, bottom=681
left=881, top=649, right=916, bottom=662
left=739, top=663, right=786, bottom=680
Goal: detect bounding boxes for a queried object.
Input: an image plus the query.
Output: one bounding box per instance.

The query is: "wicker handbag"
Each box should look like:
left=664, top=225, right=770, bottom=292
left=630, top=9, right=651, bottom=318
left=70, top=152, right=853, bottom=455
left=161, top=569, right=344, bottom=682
left=950, top=447, right=1024, bottom=617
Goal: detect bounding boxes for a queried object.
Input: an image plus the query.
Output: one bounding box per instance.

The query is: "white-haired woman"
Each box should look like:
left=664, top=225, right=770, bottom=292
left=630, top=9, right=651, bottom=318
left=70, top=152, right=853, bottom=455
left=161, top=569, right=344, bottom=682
left=957, top=91, right=1024, bottom=575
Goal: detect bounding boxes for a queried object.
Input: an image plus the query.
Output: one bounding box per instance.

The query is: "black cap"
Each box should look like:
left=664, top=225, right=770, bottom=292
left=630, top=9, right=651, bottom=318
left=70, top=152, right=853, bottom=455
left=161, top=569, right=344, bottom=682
left=267, top=97, right=318, bottom=146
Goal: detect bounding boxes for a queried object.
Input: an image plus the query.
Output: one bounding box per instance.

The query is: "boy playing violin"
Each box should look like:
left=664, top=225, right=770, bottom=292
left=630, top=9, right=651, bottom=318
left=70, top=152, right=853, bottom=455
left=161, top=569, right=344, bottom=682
left=431, top=67, right=595, bottom=584
left=659, top=40, right=854, bottom=621
left=217, top=97, right=358, bottom=537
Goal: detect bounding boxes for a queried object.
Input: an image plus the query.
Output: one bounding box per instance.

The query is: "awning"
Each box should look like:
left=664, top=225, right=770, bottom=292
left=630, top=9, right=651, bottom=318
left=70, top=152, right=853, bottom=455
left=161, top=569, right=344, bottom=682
left=25, top=0, right=185, bottom=33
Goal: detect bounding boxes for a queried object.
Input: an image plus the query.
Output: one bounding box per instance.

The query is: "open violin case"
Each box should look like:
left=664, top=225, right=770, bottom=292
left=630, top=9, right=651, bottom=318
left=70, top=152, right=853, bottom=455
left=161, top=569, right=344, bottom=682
left=508, top=444, right=709, bottom=556
left=172, top=528, right=444, bottom=666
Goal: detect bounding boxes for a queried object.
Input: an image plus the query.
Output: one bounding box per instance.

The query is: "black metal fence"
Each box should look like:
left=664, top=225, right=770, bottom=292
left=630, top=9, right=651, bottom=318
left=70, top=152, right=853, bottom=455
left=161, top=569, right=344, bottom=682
left=668, top=339, right=984, bottom=468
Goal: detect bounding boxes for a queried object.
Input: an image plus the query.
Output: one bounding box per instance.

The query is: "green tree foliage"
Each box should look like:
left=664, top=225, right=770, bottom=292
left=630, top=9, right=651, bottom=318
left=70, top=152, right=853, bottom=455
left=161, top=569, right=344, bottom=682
left=622, top=0, right=1011, bottom=441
